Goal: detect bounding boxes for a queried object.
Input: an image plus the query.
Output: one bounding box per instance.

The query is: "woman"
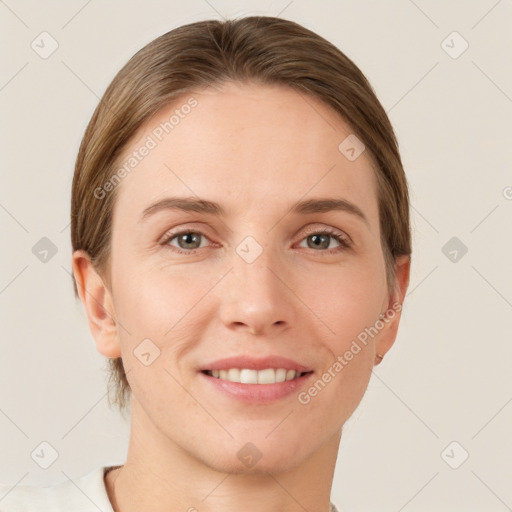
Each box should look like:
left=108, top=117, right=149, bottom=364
left=0, top=15, right=410, bottom=512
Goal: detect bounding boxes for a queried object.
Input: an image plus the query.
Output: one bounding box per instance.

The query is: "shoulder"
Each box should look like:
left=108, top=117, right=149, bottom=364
left=0, top=466, right=114, bottom=512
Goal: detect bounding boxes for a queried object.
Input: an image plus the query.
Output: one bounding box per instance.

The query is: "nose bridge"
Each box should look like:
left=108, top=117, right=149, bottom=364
left=234, top=233, right=284, bottom=303
left=218, top=233, right=293, bottom=334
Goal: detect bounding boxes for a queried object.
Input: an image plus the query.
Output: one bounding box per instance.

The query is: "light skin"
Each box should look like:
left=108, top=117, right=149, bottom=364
left=73, top=82, right=410, bottom=512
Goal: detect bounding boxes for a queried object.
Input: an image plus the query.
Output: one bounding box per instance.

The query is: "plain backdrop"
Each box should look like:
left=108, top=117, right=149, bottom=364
left=1, top=1, right=511, bottom=511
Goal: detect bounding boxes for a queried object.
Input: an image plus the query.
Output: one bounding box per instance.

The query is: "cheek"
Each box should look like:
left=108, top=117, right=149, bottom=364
left=301, top=257, right=386, bottom=347
left=293, top=259, right=383, bottom=416
left=297, top=323, right=375, bottom=428
left=113, top=258, right=219, bottom=335
left=111, top=262, right=224, bottom=394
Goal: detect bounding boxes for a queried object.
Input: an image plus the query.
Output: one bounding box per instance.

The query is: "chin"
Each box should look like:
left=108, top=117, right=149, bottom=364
left=193, top=434, right=317, bottom=476
left=205, top=450, right=307, bottom=475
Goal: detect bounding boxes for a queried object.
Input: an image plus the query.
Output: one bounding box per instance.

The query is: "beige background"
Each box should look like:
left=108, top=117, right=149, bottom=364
left=1, top=1, right=511, bottom=510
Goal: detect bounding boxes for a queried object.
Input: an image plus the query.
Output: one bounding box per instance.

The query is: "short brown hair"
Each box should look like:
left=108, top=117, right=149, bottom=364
left=71, top=16, right=412, bottom=415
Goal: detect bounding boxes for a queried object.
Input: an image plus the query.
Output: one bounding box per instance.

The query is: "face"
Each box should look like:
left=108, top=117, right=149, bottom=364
left=77, top=82, right=409, bottom=474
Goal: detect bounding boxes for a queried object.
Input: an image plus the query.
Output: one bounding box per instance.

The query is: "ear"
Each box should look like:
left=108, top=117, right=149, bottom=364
left=72, top=250, right=121, bottom=359
left=374, top=254, right=411, bottom=365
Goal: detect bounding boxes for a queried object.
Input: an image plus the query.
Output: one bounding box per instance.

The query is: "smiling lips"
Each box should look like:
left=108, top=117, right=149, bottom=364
left=200, top=355, right=313, bottom=386
left=204, top=368, right=307, bottom=384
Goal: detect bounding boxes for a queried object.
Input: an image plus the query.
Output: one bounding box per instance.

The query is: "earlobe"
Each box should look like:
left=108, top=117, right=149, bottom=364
left=72, top=250, right=121, bottom=359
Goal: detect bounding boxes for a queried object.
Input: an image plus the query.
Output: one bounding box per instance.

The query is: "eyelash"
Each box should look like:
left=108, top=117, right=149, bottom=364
left=160, top=227, right=352, bottom=256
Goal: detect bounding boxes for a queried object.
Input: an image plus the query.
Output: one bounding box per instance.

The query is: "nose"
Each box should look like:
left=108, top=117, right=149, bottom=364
left=218, top=245, right=296, bottom=336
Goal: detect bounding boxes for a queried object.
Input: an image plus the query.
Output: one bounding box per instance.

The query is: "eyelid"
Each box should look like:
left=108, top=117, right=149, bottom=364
left=158, top=222, right=214, bottom=244
left=160, top=223, right=353, bottom=253
left=299, top=224, right=352, bottom=245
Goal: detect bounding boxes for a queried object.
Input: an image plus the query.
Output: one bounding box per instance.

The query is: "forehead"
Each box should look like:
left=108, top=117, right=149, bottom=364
left=112, top=81, right=379, bottom=227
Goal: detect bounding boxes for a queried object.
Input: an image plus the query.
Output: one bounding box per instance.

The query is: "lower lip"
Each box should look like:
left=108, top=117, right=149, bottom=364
left=199, top=371, right=314, bottom=404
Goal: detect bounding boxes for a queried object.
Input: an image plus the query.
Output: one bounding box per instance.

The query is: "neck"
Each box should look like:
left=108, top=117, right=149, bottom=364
left=105, top=399, right=341, bottom=512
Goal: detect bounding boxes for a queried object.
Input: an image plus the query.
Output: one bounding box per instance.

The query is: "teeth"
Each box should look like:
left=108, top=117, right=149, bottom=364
left=275, top=368, right=287, bottom=382
left=207, top=368, right=303, bottom=384
left=227, top=368, right=241, bottom=382
left=257, top=368, right=275, bottom=384
left=240, top=369, right=258, bottom=384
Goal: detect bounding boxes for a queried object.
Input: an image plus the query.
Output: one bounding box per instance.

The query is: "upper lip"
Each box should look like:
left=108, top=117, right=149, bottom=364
left=199, top=355, right=313, bottom=373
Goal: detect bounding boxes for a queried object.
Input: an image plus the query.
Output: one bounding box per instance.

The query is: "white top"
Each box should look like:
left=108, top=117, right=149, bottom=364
left=0, top=466, right=115, bottom=511
left=0, top=466, right=339, bottom=511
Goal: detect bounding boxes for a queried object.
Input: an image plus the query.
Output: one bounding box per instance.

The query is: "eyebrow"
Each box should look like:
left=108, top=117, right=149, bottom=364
left=140, top=196, right=369, bottom=226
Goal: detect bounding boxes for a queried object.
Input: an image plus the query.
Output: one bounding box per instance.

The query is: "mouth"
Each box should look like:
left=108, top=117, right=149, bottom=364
left=201, top=368, right=313, bottom=384
left=199, top=366, right=315, bottom=404
left=198, top=355, right=314, bottom=403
